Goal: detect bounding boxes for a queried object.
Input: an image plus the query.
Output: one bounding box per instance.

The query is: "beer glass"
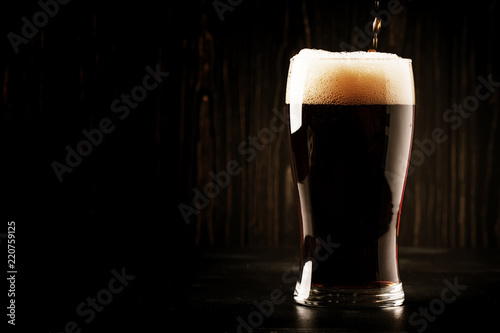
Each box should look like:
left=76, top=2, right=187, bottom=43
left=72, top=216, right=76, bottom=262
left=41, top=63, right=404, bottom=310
left=285, top=49, right=414, bottom=307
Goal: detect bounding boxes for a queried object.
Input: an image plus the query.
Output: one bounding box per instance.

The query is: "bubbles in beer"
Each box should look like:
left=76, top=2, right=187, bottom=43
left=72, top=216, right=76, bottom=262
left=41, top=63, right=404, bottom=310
left=285, top=50, right=414, bottom=106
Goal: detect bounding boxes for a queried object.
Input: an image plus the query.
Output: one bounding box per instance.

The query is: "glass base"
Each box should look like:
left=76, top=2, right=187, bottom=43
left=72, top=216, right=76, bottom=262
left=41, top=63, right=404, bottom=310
left=294, top=282, right=405, bottom=308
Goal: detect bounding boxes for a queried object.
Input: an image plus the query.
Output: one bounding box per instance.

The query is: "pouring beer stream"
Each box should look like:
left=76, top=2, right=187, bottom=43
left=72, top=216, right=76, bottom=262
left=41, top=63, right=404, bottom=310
left=369, top=1, right=382, bottom=52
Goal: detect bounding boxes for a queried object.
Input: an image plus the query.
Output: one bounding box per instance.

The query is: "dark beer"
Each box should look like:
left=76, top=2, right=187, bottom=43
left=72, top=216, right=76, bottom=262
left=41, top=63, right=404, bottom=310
left=289, top=104, right=414, bottom=288
left=286, top=49, right=414, bottom=307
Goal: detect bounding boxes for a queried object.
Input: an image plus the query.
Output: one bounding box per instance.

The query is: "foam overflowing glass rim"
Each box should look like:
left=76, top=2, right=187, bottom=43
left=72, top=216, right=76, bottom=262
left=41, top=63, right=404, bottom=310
left=285, top=49, right=415, bottom=107
left=290, top=49, right=412, bottom=62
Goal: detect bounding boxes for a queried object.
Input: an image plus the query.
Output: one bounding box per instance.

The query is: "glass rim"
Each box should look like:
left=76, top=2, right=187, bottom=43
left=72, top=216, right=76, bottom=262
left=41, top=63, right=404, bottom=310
left=291, top=56, right=412, bottom=63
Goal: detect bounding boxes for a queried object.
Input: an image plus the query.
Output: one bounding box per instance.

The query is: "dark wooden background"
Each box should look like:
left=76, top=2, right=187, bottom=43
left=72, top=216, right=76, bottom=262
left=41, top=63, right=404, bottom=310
left=174, top=0, right=500, bottom=248
left=2, top=0, right=500, bottom=257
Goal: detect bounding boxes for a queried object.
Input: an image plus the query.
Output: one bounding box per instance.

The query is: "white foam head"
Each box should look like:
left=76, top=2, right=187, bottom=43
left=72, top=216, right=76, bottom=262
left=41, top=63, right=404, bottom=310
left=285, top=49, right=415, bottom=106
